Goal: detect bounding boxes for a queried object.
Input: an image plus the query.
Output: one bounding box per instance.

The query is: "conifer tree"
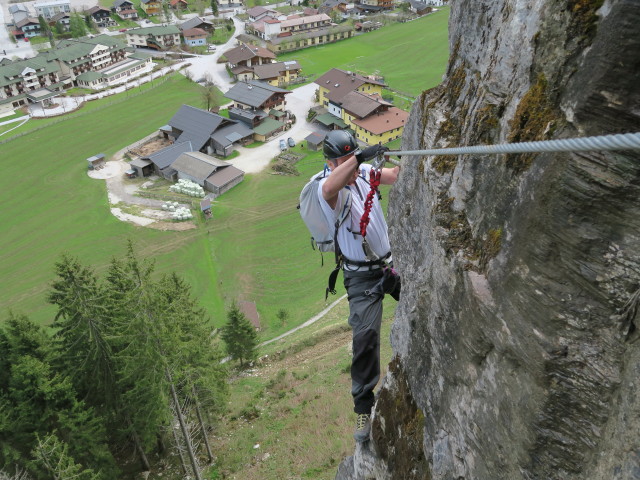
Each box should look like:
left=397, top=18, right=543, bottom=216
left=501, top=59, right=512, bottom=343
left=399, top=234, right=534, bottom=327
left=221, top=302, right=257, bottom=367
left=0, top=314, right=117, bottom=479
left=48, top=255, right=114, bottom=405
left=210, top=0, right=218, bottom=17
left=32, top=432, right=99, bottom=480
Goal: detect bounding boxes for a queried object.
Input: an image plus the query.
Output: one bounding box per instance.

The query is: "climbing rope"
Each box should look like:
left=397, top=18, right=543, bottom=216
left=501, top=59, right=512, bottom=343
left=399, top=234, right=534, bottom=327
left=383, top=132, right=640, bottom=165
left=360, top=167, right=382, bottom=238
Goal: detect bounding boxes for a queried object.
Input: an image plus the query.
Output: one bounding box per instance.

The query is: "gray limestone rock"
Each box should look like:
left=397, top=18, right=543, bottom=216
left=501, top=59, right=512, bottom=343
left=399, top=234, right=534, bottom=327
left=337, top=0, right=640, bottom=478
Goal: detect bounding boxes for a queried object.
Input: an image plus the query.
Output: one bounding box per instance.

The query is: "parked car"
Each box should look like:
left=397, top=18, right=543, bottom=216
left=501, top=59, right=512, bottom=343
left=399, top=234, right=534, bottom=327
left=287, top=137, right=295, bottom=147
left=119, top=28, right=128, bottom=32
left=207, top=45, right=216, bottom=51
left=279, top=139, right=287, bottom=151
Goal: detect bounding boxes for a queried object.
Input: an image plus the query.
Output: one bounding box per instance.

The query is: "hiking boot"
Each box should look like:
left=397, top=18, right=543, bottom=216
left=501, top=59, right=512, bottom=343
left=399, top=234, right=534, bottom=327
left=354, top=413, right=371, bottom=443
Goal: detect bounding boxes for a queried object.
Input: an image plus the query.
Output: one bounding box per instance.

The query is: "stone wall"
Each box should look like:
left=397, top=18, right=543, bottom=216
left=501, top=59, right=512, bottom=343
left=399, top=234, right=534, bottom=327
left=337, top=0, right=640, bottom=478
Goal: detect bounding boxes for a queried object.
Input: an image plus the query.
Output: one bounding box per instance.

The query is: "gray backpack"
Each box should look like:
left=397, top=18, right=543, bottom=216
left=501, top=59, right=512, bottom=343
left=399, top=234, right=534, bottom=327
left=298, top=168, right=352, bottom=253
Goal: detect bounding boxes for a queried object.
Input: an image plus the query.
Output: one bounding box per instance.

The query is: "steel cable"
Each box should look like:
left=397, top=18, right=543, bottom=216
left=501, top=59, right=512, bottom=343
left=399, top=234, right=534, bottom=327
left=384, top=132, right=640, bottom=165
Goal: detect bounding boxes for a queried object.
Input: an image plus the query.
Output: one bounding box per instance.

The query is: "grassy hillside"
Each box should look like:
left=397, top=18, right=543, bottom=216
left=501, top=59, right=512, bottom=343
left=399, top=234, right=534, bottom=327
left=202, top=296, right=397, bottom=480
left=0, top=77, right=383, bottom=337
left=0, top=74, right=225, bottom=325
left=278, top=8, right=450, bottom=96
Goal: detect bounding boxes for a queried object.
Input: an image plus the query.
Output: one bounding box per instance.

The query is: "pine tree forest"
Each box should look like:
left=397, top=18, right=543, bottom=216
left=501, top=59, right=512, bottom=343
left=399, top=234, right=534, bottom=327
left=0, top=244, right=229, bottom=479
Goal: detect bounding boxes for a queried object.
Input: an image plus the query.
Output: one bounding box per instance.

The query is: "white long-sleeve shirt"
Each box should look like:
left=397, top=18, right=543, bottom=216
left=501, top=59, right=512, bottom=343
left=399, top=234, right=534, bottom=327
left=317, top=164, right=391, bottom=263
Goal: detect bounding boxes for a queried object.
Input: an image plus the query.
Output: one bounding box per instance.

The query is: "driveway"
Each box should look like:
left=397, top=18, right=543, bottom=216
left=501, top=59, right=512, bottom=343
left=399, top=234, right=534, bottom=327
left=227, top=83, right=317, bottom=174
left=183, top=16, right=245, bottom=91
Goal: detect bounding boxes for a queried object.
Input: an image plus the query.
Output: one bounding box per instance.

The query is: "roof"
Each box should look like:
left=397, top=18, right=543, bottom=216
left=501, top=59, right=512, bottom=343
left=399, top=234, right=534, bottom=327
left=180, top=16, right=214, bottom=30
left=130, top=157, right=152, bottom=168
left=0, top=54, right=61, bottom=88
left=76, top=71, right=104, bottom=82
left=238, top=301, right=260, bottom=329
left=16, top=17, right=39, bottom=28
left=252, top=60, right=301, bottom=80
left=305, top=131, right=326, bottom=145
left=314, top=112, right=347, bottom=128
left=172, top=151, right=229, bottom=181
left=211, top=122, right=254, bottom=147
left=268, top=24, right=353, bottom=44
left=86, top=5, right=110, bottom=15
left=9, top=4, right=30, bottom=13
left=303, top=7, right=319, bottom=15
left=49, top=11, right=70, bottom=21
left=246, top=6, right=278, bottom=17
left=182, top=27, right=208, bottom=38
left=315, top=68, right=387, bottom=103
left=128, top=25, right=180, bottom=36
left=351, top=107, right=409, bottom=135
left=170, top=0, right=188, bottom=4
left=223, top=42, right=275, bottom=64
left=281, top=13, right=331, bottom=28
left=224, top=80, right=290, bottom=108
left=252, top=117, right=285, bottom=136
left=52, top=35, right=124, bottom=62
left=338, top=90, right=389, bottom=118
left=168, top=104, right=227, bottom=151
left=207, top=164, right=244, bottom=189
left=228, top=106, right=265, bottom=122
left=146, top=141, right=194, bottom=169
left=113, top=0, right=135, bottom=7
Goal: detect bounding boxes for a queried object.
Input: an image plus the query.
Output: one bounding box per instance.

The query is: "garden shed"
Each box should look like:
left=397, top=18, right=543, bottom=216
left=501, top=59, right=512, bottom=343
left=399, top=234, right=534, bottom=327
left=305, top=131, right=326, bottom=151
left=87, top=153, right=105, bottom=170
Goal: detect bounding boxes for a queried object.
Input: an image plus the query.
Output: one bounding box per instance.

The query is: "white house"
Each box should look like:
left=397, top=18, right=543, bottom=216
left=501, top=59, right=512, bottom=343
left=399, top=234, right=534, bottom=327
left=34, top=0, right=71, bottom=19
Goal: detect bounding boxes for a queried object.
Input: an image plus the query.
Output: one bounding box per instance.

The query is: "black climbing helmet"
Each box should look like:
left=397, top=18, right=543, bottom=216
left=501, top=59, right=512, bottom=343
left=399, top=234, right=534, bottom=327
left=323, top=130, right=360, bottom=161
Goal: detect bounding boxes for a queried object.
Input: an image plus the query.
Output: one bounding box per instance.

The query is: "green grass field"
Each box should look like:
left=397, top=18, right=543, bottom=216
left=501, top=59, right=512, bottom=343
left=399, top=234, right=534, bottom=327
left=0, top=74, right=380, bottom=337
left=0, top=74, right=227, bottom=326
left=278, top=8, right=450, bottom=96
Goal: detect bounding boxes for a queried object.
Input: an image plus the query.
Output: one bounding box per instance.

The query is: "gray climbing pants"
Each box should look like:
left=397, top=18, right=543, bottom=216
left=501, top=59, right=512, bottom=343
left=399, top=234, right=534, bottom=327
left=343, top=268, right=385, bottom=415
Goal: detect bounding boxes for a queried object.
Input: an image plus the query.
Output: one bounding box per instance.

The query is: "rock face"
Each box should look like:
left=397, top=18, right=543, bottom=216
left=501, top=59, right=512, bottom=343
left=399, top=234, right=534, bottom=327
left=336, top=0, right=640, bottom=479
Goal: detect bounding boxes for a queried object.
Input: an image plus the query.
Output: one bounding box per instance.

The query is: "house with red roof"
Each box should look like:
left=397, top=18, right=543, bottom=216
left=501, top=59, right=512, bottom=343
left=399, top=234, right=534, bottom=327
left=313, top=68, right=408, bottom=144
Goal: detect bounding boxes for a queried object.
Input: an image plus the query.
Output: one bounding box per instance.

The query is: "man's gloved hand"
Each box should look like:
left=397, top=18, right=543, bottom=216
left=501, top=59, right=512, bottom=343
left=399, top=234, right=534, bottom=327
left=356, top=144, right=389, bottom=166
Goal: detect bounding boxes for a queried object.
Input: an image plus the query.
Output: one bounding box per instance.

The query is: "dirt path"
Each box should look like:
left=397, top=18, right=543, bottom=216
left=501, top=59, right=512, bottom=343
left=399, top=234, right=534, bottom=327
left=87, top=135, right=196, bottom=230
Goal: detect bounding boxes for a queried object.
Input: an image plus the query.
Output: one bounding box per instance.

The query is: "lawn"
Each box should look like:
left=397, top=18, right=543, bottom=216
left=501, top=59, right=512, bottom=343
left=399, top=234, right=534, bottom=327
left=0, top=72, right=389, bottom=340
left=278, top=7, right=450, bottom=96
left=0, top=74, right=226, bottom=326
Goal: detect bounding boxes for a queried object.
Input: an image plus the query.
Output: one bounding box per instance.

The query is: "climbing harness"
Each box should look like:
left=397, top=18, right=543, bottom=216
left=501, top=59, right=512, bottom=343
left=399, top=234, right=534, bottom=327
left=383, top=132, right=640, bottom=165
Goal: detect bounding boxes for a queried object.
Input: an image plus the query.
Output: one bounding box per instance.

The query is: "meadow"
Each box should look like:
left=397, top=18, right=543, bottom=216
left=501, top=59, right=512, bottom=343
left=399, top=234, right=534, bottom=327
left=0, top=73, right=349, bottom=335
left=0, top=74, right=227, bottom=325
left=1, top=9, right=449, bottom=338
left=278, top=7, right=450, bottom=97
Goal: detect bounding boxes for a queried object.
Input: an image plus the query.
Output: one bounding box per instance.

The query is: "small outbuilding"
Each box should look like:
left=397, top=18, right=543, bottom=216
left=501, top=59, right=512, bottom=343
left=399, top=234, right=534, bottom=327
left=87, top=153, right=106, bottom=170
left=129, top=157, right=154, bottom=177
left=305, top=131, right=326, bottom=151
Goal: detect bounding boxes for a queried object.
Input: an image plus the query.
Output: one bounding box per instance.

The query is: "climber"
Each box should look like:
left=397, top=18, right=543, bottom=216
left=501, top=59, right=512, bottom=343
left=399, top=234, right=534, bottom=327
left=311, top=130, right=401, bottom=442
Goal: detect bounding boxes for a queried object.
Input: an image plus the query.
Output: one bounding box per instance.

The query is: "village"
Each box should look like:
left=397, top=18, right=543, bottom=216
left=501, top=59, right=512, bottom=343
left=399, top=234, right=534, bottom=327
left=1, top=0, right=444, bottom=228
